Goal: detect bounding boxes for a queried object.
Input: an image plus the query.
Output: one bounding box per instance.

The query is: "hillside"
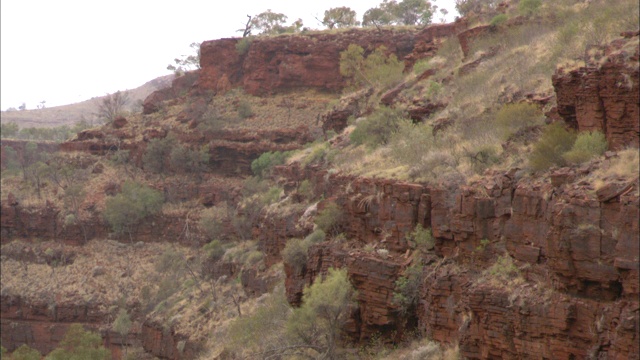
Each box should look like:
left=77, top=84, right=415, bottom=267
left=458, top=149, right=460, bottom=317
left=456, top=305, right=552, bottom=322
left=1, top=1, right=639, bottom=359
left=0, top=75, right=172, bottom=129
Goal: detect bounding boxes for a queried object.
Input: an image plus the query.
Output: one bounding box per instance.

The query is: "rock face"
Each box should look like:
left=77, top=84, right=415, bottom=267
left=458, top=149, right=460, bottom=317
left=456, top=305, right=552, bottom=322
left=553, top=32, right=640, bottom=150
left=275, top=161, right=639, bottom=359
left=197, top=23, right=465, bottom=97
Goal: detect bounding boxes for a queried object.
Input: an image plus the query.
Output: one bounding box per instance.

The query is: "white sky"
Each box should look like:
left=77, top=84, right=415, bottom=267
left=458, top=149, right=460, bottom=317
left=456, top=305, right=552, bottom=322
left=1, top=0, right=459, bottom=110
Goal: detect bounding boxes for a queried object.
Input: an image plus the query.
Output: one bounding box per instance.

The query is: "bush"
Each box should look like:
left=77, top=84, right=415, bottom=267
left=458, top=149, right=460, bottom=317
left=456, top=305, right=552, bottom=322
left=393, top=263, right=424, bottom=317
left=237, top=100, right=254, bottom=119
left=528, top=122, right=576, bottom=171
left=235, top=37, right=252, bottom=55
left=340, top=44, right=405, bottom=90
left=169, top=145, right=209, bottom=174
left=518, top=0, right=542, bottom=16
left=251, top=151, right=288, bottom=178
left=103, top=181, right=164, bottom=236
left=305, top=229, right=326, bottom=244
left=314, top=202, right=343, bottom=236
left=412, top=58, right=431, bottom=75
left=282, top=238, right=311, bottom=273
left=350, top=106, right=408, bottom=148
left=203, top=240, right=225, bottom=262
left=297, top=179, right=314, bottom=200
left=407, top=224, right=434, bottom=252
left=199, top=203, right=230, bottom=241
left=46, top=324, right=109, bottom=360
left=494, top=102, right=544, bottom=140
left=10, top=344, right=41, bottom=360
left=489, top=14, right=508, bottom=27
left=143, top=135, right=176, bottom=173
left=563, top=131, right=607, bottom=165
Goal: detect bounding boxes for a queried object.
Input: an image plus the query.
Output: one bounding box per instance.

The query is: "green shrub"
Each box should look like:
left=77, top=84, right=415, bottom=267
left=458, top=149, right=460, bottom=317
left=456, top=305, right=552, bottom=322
left=563, top=131, right=607, bottom=165
left=485, top=255, right=519, bottom=281
left=10, top=344, right=41, bottom=360
left=412, top=58, right=431, bottom=75
left=297, top=179, right=314, bottom=200
left=235, top=37, right=252, bottom=55
left=305, top=229, right=326, bottom=244
left=314, top=202, right=343, bottom=236
left=518, top=0, right=542, bottom=16
left=301, top=143, right=329, bottom=167
left=251, top=151, right=288, bottom=178
left=143, top=135, right=176, bottom=174
left=393, top=263, right=424, bottom=316
left=169, top=145, right=209, bottom=174
left=103, top=181, right=164, bottom=236
left=350, top=106, right=408, bottom=148
left=494, top=102, right=544, bottom=140
left=203, top=240, right=225, bottom=261
left=407, top=224, right=434, bottom=252
left=46, top=324, right=109, bottom=360
left=282, top=238, right=311, bottom=272
left=199, top=204, right=230, bottom=241
left=489, top=14, right=508, bottom=27
left=340, top=44, right=404, bottom=90
left=528, top=122, right=576, bottom=171
left=237, top=100, right=254, bottom=119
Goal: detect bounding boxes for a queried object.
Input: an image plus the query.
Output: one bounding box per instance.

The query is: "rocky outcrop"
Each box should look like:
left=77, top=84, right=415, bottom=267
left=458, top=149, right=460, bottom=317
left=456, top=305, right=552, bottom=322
left=197, top=23, right=465, bottom=97
left=553, top=32, right=640, bottom=150
left=274, top=158, right=639, bottom=358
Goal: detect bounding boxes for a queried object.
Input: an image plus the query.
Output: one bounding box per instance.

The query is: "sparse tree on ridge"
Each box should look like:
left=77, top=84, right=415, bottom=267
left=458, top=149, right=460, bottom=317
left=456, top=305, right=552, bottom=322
left=362, top=0, right=435, bottom=27
left=96, top=91, right=129, bottom=124
left=322, top=7, right=359, bottom=29
left=167, top=42, right=201, bottom=75
left=250, top=9, right=288, bottom=35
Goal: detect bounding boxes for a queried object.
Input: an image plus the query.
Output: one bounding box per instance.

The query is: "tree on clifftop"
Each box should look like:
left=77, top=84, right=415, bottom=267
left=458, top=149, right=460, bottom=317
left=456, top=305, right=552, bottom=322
left=362, top=0, right=435, bottom=26
left=322, top=7, right=359, bottom=29
left=250, top=9, right=288, bottom=35
left=96, top=90, right=129, bottom=124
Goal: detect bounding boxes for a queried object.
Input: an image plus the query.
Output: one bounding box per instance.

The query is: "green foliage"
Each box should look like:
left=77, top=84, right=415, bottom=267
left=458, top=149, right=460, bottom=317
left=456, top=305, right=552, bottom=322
left=282, top=238, right=311, bottom=273
left=169, top=145, right=209, bottom=174
left=143, top=135, right=176, bottom=174
left=113, top=308, right=132, bottom=337
left=393, top=263, right=424, bottom=317
left=297, top=179, right=314, bottom=200
left=351, top=106, right=408, bottom=148
left=528, top=123, right=576, bottom=171
left=251, top=10, right=288, bottom=35
left=323, top=6, right=359, bottom=29
left=227, top=288, right=292, bottom=357
left=563, top=131, right=607, bottom=165
left=0, top=122, right=91, bottom=142
left=484, top=255, right=520, bottom=281
left=362, top=0, right=435, bottom=26
left=407, top=224, right=434, bottom=252
left=167, top=42, right=200, bottom=75
left=199, top=203, right=230, bottom=241
left=518, top=0, right=542, bottom=17
left=237, top=100, right=254, bottom=119
left=103, top=181, right=164, bottom=236
left=235, top=37, right=253, bottom=55
left=489, top=14, right=508, bottom=27
left=0, top=122, right=19, bottom=138
left=97, top=91, right=130, bottom=124
left=301, top=142, right=330, bottom=168
left=315, top=202, right=343, bottom=236
left=305, top=229, right=326, bottom=244
left=1, top=145, right=20, bottom=174
left=455, top=0, right=500, bottom=17
left=494, top=102, right=544, bottom=140
left=9, top=344, right=40, bottom=360
left=287, top=268, right=357, bottom=359
left=203, top=240, right=225, bottom=262
left=412, top=58, right=431, bottom=75
left=1, top=345, right=6, bottom=358
left=340, top=44, right=405, bottom=90
left=251, top=151, right=288, bottom=178
left=46, top=324, right=109, bottom=360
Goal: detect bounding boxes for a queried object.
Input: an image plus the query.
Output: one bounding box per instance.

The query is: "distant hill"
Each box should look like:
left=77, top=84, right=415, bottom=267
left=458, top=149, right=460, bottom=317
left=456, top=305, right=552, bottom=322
left=0, top=75, right=173, bottom=128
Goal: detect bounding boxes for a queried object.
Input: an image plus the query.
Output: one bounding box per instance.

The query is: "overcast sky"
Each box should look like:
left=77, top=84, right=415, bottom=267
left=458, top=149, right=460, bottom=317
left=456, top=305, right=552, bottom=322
left=1, top=0, right=459, bottom=111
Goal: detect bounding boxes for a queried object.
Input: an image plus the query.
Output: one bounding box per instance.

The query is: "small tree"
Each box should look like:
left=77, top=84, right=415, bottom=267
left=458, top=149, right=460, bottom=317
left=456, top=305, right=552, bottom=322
left=395, top=0, right=435, bottom=25
left=143, top=135, right=176, bottom=174
left=314, top=202, right=343, bottom=237
left=287, top=268, right=357, bottom=359
left=167, top=42, right=201, bottom=75
left=46, top=324, right=109, bottom=360
left=97, top=91, right=129, bottom=124
left=251, top=10, right=288, bottom=35
left=528, top=122, right=576, bottom=171
left=9, top=344, right=41, bottom=360
left=322, top=7, right=359, bottom=29
left=113, top=308, right=132, bottom=358
left=103, top=181, right=164, bottom=240
left=362, top=7, right=395, bottom=28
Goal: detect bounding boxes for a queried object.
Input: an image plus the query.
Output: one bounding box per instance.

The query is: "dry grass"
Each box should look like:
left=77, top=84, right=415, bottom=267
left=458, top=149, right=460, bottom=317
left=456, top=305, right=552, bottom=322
left=587, top=148, right=640, bottom=190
